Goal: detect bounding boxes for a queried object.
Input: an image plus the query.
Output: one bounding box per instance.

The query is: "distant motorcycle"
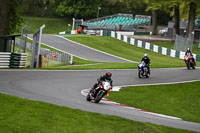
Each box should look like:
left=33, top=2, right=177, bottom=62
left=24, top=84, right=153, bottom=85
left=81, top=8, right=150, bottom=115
left=138, top=61, right=150, bottom=78
left=86, top=80, right=111, bottom=103
left=184, top=55, right=195, bottom=69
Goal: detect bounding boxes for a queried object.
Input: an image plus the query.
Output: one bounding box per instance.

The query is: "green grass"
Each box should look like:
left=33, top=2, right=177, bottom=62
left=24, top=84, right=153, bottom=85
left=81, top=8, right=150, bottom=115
left=151, top=41, right=174, bottom=49
left=66, top=35, right=187, bottom=68
left=106, top=81, right=200, bottom=123
left=0, top=93, right=195, bottom=133
left=21, top=16, right=72, bottom=34
left=43, top=62, right=137, bottom=70
left=22, top=35, right=199, bottom=69
left=152, top=41, right=200, bottom=54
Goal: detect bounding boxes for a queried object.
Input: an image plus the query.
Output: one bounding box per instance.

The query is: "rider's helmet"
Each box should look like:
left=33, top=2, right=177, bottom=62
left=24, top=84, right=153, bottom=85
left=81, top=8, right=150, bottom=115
left=186, top=48, right=191, bottom=52
left=144, top=53, right=148, bottom=58
left=105, top=72, right=112, bottom=80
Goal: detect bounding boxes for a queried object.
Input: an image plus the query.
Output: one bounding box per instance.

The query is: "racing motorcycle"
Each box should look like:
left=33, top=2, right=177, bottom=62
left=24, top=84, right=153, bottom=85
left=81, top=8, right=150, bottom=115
left=184, top=54, right=195, bottom=69
left=86, top=80, right=112, bottom=103
left=138, top=61, right=150, bottom=78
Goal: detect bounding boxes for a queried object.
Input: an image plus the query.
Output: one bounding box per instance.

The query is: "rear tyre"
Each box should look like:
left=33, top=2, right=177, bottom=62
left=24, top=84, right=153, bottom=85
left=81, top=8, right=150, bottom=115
left=94, top=91, right=105, bottom=103
left=192, top=64, right=195, bottom=69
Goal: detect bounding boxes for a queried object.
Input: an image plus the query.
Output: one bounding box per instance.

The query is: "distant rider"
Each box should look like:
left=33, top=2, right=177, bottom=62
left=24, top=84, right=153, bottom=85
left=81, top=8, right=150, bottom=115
left=141, top=53, right=150, bottom=74
left=90, top=72, right=113, bottom=95
left=185, top=48, right=195, bottom=65
left=185, top=48, right=193, bottom=56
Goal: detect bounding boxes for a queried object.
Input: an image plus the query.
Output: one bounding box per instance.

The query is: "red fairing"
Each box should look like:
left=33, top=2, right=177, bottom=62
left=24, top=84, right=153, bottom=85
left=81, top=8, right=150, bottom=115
left=98, top=84, right=103, bottom=88
left=184, top=56, right=191, bottom=61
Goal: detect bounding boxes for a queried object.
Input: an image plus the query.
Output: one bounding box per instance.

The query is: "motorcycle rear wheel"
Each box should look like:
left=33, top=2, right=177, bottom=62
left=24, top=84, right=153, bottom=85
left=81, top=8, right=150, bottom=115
left=192, top=64, right=195, bottom=69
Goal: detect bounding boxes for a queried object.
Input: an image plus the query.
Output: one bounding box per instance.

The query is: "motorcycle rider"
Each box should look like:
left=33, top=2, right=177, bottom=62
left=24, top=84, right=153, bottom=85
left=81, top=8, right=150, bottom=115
left=141, top=53, right=150, bottom=74
left=185, top=48, right=193, bottom=56
left=185, top=48, right=195, bottom=65
left=90, top=72, right=113, bottom=96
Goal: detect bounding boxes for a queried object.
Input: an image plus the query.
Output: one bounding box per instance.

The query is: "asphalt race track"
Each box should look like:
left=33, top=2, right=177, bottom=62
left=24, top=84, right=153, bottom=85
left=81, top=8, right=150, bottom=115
left=28, top=34, right=134, bottom=63
left=0, top=68, right=200, bottom=132
left=1, top=34, right=200, bottom=132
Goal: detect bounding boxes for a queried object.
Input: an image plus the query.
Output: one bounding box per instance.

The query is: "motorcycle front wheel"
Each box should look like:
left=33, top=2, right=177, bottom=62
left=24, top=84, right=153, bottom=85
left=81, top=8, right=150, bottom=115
left=186, top=62, right=190, bottom=69
left=86, top=92, right=92, bottom=101
left=138, top=70, right=142, bottom=78
left=94, top=91, right=105, bottom=103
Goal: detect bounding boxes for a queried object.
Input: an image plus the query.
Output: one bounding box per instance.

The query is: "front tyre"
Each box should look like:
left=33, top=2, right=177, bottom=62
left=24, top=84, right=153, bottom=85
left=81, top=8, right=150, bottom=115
left=94, top=91, right=105, bottom=103
left=138, top=70, right=142, bottom=78
left=86, top=93, right=91, bottom=101
left=186, top=62, right=190, bottom=69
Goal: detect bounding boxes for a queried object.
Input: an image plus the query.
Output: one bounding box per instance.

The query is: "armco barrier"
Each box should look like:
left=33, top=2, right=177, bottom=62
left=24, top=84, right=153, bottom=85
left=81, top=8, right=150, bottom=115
left=111, top=31, right=200, bottom=62
left=0, top=52, right=27, bottom=68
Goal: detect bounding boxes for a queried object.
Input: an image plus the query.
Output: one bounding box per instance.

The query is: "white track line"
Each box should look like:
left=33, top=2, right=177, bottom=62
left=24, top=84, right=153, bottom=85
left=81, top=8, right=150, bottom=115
left=81, top=89, right=181, bottom=120
left=114, top=79, right=200, bottom=91
left=55, top=35, right=137, bottom=63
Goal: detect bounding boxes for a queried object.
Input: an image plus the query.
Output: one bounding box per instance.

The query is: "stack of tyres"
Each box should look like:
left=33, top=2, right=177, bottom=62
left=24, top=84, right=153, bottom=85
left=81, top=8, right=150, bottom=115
left=9, top=53, right=27, bottom=68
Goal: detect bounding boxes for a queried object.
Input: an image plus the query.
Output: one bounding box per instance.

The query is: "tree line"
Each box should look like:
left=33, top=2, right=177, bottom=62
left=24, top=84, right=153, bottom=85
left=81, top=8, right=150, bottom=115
left=0, top=0, right=200, bottom=36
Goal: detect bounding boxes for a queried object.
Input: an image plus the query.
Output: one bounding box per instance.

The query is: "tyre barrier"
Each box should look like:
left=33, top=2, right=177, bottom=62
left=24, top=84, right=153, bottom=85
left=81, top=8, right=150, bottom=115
left=0, top=52, right=27, bottom=68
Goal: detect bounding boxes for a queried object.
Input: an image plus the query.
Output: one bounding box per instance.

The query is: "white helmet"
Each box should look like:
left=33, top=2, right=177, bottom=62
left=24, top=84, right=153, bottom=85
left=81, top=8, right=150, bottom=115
left=144, top=53, right=148, bottom=57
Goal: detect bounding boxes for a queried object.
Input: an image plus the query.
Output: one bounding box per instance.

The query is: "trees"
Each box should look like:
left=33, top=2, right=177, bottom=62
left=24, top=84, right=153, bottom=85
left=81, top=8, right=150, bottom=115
left=187, top=1, right=197, bottom=37
left=145, top=0, right=163, bottom=35
left=49, top=0, right=102, bottom=18
left=0, top=0, right=23, bottom=51
left=0, top=0, right=10, bottom=36
left=0, top=0, right=23, bottom=36
left=179, top=0, right=199, bottom=37
left=164, top=0, right=181, bottom=35
left=0, top=0, right=10, bottom=51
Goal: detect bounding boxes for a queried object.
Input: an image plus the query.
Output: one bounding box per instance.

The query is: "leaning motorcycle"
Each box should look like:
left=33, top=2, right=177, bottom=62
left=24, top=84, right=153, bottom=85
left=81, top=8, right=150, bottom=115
left=86, top=80, right=111, bottom=103
left=138, top=62, right=150, bottom=78
left=184, top=55, right=195, bottom=69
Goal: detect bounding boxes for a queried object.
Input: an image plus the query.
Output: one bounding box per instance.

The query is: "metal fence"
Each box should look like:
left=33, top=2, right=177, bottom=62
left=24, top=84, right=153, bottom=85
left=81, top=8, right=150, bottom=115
left=42, top=51, right=72, bottom=67
left=19, top=25, right=31, bottom=53
left=16, top=38, right=73, bottom=66
left=174, top=34, right=194, bottom=52
left=30, top=25, right=45, bottom=68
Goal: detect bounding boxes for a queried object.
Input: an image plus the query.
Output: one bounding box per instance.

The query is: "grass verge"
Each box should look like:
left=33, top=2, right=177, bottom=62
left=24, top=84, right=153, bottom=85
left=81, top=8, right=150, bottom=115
left=106, top=81, right=200, bottom=123
left=43, top=62, right=136, bottom=70
left=21, top=16, right=72, bottom=34
left=66, top=35, right=188, bottom=68
left=151, top=41, right=200, bottom=54
left=0, top=93, right=195, bottom=133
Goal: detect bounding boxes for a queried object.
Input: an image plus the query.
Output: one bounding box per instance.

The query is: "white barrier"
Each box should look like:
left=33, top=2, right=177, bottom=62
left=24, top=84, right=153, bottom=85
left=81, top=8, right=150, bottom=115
left=0, top=52, right=11, bottom=68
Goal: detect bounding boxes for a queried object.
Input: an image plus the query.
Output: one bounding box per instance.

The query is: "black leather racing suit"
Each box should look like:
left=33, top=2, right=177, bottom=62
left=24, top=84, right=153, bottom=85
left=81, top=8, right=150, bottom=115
left=141, top=57, right=150, bottom=74
left=91, top=75, right=113, bottom=92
